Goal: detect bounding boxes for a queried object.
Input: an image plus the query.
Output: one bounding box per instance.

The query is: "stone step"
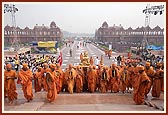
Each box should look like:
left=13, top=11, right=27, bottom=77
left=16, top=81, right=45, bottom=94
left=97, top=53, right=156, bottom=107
left=9, top=102, right=44, bottom=111
left=144, top=100, right=164, bottom=111
left=4, top=87, right=164, bottom=112
left=39, top=104, right=161, bottom=111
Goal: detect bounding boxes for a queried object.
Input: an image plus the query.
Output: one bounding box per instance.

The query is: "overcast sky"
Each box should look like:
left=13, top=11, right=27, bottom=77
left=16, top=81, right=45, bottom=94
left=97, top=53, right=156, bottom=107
left=3, top=2, right=165, bottom=33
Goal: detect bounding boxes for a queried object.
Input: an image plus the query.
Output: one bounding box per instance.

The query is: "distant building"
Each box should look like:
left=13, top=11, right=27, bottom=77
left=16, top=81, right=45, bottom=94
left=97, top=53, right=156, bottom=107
left=4, top=21, right=63, bottom=45
left=95, top=21, right=164, bottom=52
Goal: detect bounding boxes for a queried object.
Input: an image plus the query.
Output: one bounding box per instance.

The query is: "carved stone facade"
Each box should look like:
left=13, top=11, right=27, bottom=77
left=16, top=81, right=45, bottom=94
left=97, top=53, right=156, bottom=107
left=4, top=21, right=63, bottom=45
left=95, top=21, right=164, bottom=45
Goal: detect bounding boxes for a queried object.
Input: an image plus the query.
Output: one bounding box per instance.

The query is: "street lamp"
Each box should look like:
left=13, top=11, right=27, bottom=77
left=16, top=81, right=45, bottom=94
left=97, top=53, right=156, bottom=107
left=4, top=4, right=19, bottom=51
left=142, top=4, right=164, bottom=51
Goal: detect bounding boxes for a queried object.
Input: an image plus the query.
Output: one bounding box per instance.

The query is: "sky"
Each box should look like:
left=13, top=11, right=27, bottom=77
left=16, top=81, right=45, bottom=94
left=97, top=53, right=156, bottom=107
left=3, top=2, right=165, bottom=34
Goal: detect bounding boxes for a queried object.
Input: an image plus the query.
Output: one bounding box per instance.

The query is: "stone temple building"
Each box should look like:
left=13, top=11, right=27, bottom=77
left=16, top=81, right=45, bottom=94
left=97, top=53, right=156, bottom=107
left=95, top=21, right=164, bottom=52
left=4, top=21, right=63, bottom=45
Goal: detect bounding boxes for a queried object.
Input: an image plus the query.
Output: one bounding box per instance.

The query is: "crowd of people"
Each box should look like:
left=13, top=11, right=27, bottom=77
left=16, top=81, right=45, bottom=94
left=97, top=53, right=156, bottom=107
left=141, top=49, right=164, bottom=67
left=4, top=52, right=164, bottom=105
left=4, top=53, right=59, bottom=73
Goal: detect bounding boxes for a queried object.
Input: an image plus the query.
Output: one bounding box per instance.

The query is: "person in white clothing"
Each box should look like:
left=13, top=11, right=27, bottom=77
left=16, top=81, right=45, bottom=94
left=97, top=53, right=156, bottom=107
left=95, top=56, right=100, bottom=66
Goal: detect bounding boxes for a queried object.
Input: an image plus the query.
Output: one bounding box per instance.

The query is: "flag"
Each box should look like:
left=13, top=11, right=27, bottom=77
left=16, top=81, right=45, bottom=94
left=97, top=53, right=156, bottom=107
left=56, top=52, right=63, bottom=66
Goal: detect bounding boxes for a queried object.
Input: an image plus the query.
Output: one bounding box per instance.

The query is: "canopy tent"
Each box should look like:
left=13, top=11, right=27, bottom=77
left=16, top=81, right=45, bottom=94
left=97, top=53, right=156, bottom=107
left=146, top=45, right=164, bottom=50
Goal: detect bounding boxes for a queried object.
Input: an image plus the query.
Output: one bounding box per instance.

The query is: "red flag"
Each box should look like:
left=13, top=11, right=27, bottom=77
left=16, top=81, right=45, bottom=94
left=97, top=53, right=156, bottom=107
left=56, top=52, right=63, bottom=66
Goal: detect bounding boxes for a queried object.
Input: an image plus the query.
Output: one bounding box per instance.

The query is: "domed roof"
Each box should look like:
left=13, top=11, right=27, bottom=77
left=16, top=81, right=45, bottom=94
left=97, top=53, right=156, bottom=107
left=102, top=21, right=108, bottom=28
left=24, top=26, right=30, bottom=30
left=127, top=27, right=133, bottom=31
left=153, top=25, right=161, bottom=31
left=34, top=24, right=39, bottom=29
left=135, top=27, right=140, bottom=31
left=145, top=25, right=152, bottom=31
left=50, top=21, right=56, bottom=28
left=4, top=25, right=11, bottom=30
left=139, top=26, right=145, bottom=31
left=16, top=26, right=21, bottom=30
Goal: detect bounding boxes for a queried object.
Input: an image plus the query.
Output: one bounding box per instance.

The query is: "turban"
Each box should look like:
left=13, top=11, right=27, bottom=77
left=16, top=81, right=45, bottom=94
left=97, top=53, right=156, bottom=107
left=38, top=67, right=42, bottom=70
left=50, top=64, right=56, bottom=69
left=73, top=66, right=77, bottom=69
left=56, top=63, right=60, bottom=67
left=112, top=63, right=116, bottom=67
left=93, top=65, right=96, bottom=69
left=43, top=63, right=48, bottom=66
left=156, top=62, right=162, bottom=67
left=146, top=62, right=150, bottom=66
left=89, top=66, right=92, bottom=69
left=69, top=64, right=73, bottom=69
left=77, top=65, right=80, bottom=69
left=22, top=63, right=28, bottom=68
left=6, top=63, right=12, bottom=69
left=138, top=66, right=144, bottom=71
left=105, top=66, right=108, bottom=70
